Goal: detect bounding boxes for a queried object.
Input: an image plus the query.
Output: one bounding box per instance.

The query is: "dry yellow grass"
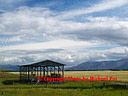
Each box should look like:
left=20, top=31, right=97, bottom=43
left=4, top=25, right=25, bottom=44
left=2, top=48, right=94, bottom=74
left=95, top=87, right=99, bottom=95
left=64, top=71, right=128, bottom=82
left=9, top=71, right=128, bottom=82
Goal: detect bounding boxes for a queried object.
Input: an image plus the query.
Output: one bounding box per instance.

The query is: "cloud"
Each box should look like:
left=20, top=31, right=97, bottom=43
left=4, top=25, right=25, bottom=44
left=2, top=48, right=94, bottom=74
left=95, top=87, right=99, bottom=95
left=57, top=0, right=128, bottom=19
left=0, top=46, right=128, bottom=66
left=1, top=5, right=128, bottom=46
left=0, top=35, right=23, bottom=43
left=63, top=16, right=128, bottom=45
left=0, top=0, right=128, bottom=66
left=0, top=39, right=98, bottom=51
left=1, top=6, right=128, bottom=46
left=0, top=0, right=25, bottom=12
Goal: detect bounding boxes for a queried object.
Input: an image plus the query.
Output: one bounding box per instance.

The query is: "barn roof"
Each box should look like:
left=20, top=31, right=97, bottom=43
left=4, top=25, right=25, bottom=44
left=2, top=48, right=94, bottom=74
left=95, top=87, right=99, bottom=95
left=19, top=60, right=66, bottom=67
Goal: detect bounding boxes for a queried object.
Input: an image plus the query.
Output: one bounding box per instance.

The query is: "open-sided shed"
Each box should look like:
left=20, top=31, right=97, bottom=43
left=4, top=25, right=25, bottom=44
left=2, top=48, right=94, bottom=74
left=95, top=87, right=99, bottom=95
left=19, top=60, right=65, bottom=84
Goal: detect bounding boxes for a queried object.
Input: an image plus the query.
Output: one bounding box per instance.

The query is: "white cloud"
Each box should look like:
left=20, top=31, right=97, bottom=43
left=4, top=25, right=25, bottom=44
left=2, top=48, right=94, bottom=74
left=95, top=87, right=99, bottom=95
left=0, top=35, right=23, bottom=43
left=3, top=57, right=22, bottom=62
left=85, top=16, right=118, bottom=22
left=0, top=0, right=25, bottom=12
left=0, top=0, right=128, bottom=65
left=1, top=46, right=128, bottom=65
left=1, top=6, right=128, bottom=45
left=57, top=0, right=128, bottom=19
left=0, top=39, right=98, bottom=51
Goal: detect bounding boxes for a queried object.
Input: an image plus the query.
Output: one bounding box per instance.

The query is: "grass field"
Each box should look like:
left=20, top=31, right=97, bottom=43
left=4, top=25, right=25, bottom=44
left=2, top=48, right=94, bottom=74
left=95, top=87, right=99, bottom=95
left=0, top=71, right=128, bottom=96
left=65, top=71, right=128, bottom=82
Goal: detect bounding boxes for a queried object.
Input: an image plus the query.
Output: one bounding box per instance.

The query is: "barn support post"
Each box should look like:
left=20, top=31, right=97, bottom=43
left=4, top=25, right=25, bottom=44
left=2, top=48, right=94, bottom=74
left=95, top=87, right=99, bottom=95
left=36, top=67, right=38, bottom=77
left=50, top=66, right=52, bottom=75
left=43, top=66, right=45, bottom=76
left=22, top=67, right=24, bottom=80
left=40, top=66, right=41, bottom=76
left=28, top=67, right=29, bottom=81
left=20, top=67, right=21, bottom=81
left=31, top=67, right=33, bottom=84
left=37, top=67, right=38, bottom=77
left=25, top=67, right=27, bottom=80
left=26, top=67, right=27, bottom=81
left=23, top=67, right=25, bottom=80
left=62, top=66, right=64, bottom=77
left=47, top=66, right=48, bottom=76
left=21, top=67, right=23, bottom=80
left=54, top=66, right=55, bottom=74
left=58, top=66, right=59, bottom=73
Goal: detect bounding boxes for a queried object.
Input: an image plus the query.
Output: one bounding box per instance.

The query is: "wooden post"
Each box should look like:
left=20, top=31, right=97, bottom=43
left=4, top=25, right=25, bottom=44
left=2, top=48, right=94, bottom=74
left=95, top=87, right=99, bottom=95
left=22, top=67, right=24, bottom=80
left=31, top=67, right=33, bottom=84
left=58, top=66, right=59, bottom=73
left=46, top=66, right=48, bottom=88
left=47, top=66, right=48, bottom=76
left=20, top=67, right=21, bottom=81
left=21, top=67, right=23, bottom=80
left=54, top=66, right=55, bottom=74
left=50, top=66, right=52, bottom=75
left=26, top=67, right=27, bottom=81
left=28, top=67, right=29, bottom=81
left=40, top=66, right=41, bottom=76
left=36, top=67, right=38, bottom=77
left=43, top=66, right=45, bottom=76
left=25, top=67, right=27, bottom=80
left=62, top=66, right=64, bottom=77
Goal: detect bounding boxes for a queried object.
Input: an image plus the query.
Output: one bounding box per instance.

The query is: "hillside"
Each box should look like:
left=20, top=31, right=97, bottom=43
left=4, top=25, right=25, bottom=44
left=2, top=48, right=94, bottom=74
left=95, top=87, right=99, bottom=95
left=0, top=65, right=19, bottom=71
left=66, top=58, right=128, bottom=70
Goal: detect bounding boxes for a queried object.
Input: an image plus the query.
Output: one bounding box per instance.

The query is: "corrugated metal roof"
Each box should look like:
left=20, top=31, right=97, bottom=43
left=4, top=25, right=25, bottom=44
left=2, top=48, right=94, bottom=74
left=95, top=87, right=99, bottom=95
left=19, top=60, right=66, bottom=67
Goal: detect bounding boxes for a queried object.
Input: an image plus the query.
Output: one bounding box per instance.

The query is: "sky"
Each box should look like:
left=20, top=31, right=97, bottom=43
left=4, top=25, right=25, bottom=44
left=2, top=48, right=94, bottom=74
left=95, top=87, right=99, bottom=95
left=0, top=0, right=128, bottom=66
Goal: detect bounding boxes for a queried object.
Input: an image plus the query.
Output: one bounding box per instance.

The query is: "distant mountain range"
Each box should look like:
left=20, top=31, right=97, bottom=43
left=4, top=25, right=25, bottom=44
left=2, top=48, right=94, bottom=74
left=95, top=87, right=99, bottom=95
left=0, top=65, right=19, bottom=71
left=0, top=58, right=128, bottom=71
left=66, top=58, right=128, bottom=70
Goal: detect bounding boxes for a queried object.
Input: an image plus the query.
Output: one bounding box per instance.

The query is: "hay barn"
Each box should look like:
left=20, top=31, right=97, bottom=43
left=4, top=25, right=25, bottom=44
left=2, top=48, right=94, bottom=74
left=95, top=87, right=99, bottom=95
left=19, top=60, right=65, bottom=84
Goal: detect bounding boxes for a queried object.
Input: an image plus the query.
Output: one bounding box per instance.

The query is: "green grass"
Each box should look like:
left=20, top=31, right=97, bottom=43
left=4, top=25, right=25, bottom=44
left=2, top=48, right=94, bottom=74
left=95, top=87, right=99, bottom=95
left=0, top=71, right=128, bottom=96
left=0, top=87, right=128, bottom=96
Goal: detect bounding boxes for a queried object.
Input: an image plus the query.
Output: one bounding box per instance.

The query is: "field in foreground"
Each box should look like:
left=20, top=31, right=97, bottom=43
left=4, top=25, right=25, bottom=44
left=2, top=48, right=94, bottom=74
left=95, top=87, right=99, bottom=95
left=0, top=71, right=128, bottom=96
